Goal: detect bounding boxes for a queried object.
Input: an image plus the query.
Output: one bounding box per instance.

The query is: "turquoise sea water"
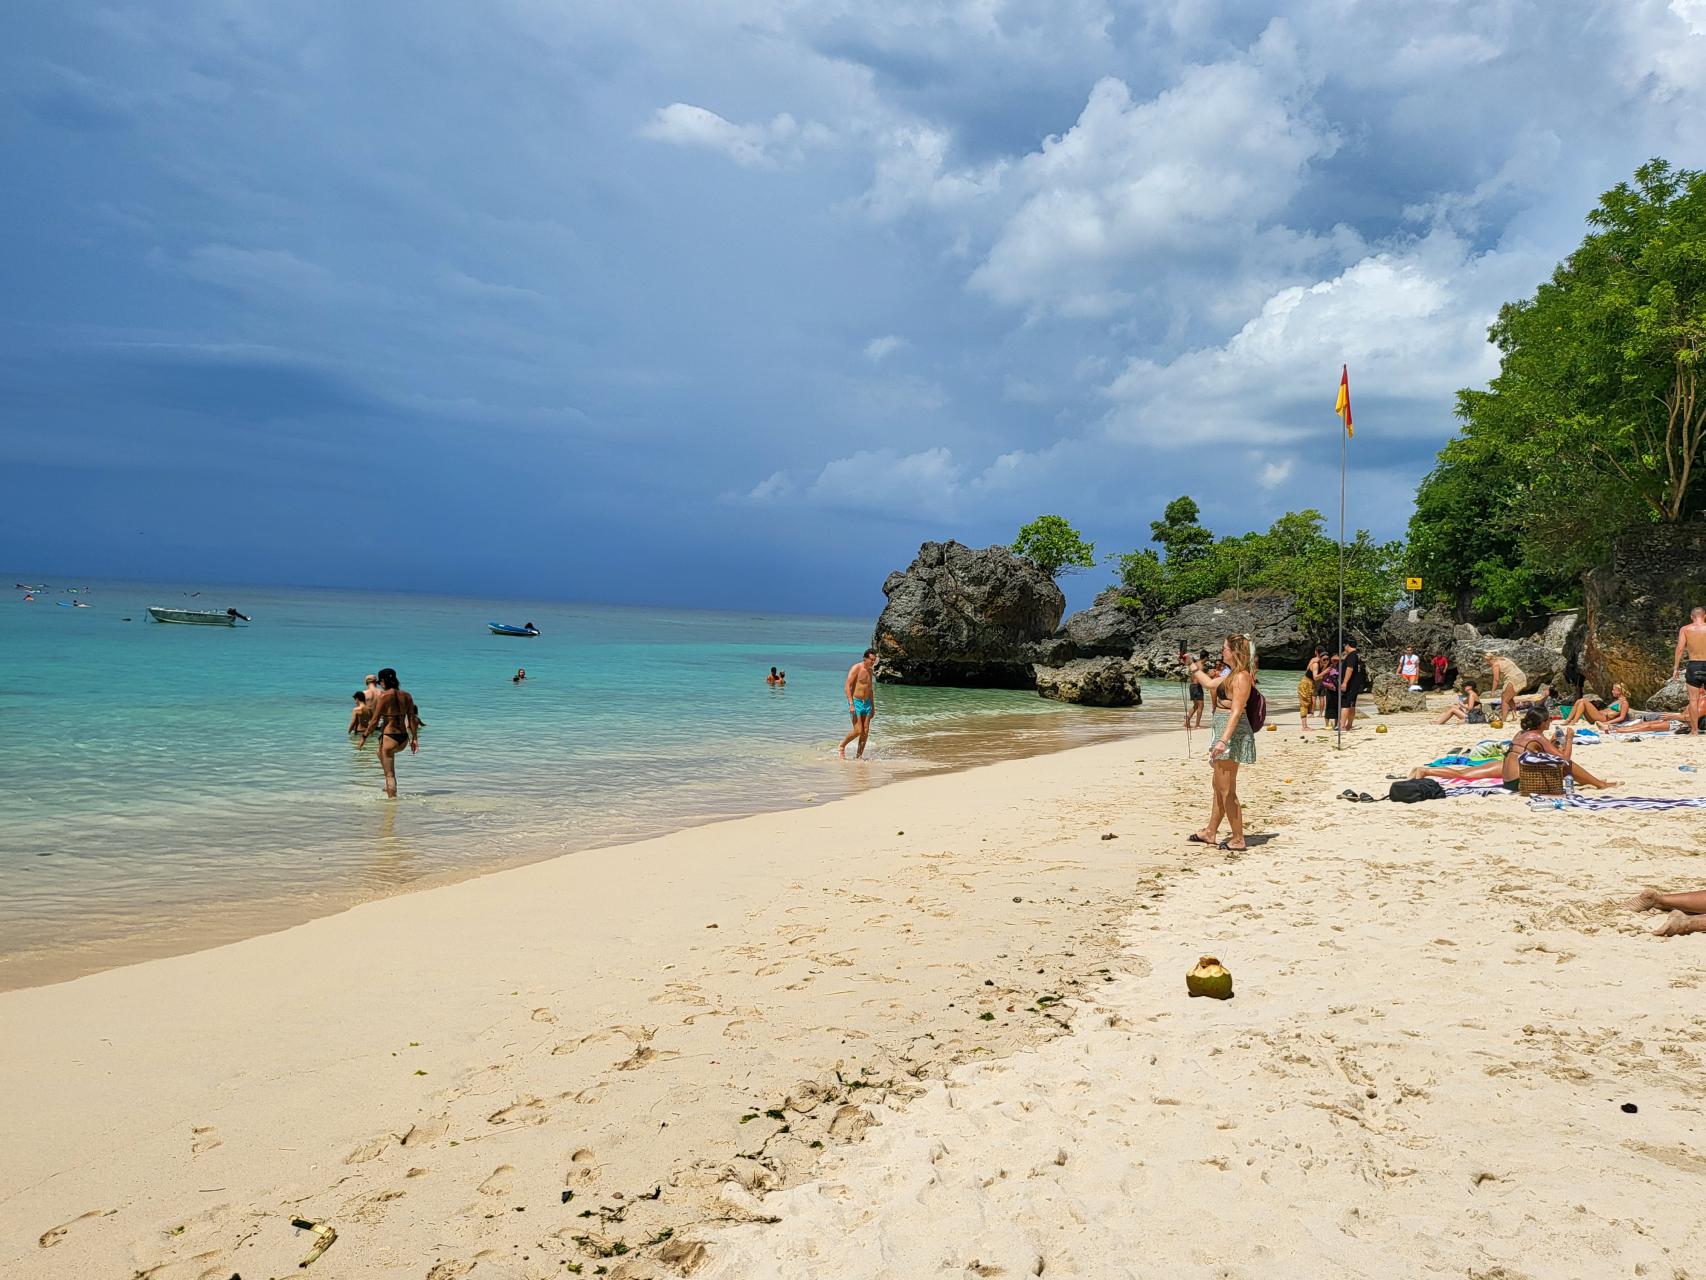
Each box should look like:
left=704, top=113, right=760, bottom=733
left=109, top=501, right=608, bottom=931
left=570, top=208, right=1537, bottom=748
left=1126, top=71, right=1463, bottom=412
left=0, top=582, right=1121, bottom=984
left=0, top=580, right=1301, bottom=986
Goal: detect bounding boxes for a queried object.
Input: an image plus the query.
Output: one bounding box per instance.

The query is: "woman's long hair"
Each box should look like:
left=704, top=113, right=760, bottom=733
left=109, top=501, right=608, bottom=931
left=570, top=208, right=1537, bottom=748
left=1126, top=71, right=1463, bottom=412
left=377, top=667, right=400, bottom=690
left=1224, top=634, right=1253, bottom=675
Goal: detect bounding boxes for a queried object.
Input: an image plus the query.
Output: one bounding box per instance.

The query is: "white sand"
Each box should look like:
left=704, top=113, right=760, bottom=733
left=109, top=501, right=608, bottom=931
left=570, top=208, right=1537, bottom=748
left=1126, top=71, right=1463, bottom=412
left=5, top=710, right=1706, bottom=1279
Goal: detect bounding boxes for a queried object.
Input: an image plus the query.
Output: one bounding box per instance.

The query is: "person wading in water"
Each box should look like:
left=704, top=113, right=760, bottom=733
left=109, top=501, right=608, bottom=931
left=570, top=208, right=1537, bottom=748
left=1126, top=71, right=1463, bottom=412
left=358, top=667, right=421, bottom=798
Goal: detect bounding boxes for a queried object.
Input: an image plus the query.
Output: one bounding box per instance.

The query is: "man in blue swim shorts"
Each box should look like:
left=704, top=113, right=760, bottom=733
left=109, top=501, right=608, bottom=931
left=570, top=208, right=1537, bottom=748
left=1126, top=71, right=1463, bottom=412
left=839, top=648, right=878, bottom=759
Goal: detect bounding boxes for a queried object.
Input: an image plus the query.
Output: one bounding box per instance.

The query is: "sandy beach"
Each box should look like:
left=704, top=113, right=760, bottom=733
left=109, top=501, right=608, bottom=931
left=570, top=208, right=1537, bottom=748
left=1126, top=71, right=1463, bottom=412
left=5, top=706, right=1706, bottom=1278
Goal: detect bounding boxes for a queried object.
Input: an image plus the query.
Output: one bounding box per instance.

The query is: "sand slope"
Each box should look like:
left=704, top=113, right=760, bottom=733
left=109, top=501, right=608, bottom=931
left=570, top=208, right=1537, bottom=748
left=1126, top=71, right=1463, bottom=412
left=5, top=713, right=1705, bottom=1279
left=0, top=734, right=1171, bottom=1279
left=703, top=720, right=1706, bottom=1278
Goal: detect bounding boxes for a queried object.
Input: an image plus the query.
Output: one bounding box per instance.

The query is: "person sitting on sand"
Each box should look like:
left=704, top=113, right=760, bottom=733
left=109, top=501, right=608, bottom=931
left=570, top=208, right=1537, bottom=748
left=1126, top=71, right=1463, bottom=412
left=1408, top=710, right=1617, bottom=790
left=1625, top=887, right=1706, bottom=937
left=1564, top=683, right=1632, bottom=728
left=1436, top=681, right=1484, bottom=725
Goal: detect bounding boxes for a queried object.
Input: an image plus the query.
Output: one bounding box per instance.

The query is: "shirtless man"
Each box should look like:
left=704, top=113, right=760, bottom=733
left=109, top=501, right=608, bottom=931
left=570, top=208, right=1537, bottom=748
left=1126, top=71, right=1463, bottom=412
left=838, top=649, right=877, bottom=759
left=357, top=667, right=421, bottom=798
left=1671, top=606, right=1706, bottom=735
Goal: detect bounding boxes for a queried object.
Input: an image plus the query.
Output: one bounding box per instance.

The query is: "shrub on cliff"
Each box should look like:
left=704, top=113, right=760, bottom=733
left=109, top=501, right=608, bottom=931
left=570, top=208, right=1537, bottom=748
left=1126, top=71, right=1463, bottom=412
left=1012, top=514, right=1096, bottom=579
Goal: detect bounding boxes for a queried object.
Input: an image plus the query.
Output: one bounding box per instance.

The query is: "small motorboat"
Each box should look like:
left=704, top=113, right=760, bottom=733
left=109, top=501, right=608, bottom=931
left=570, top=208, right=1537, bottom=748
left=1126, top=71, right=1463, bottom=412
left=488, top=621, right=540, bottom=637
left=147, top=606, right=251, bottom=626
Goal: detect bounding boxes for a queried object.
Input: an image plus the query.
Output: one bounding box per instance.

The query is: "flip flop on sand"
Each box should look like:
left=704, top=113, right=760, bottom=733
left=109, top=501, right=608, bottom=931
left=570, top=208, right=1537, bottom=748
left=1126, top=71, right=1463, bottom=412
left=1187, top=833, right=1213, bottom=844
left=1338, top=789, right=1359, bottom=802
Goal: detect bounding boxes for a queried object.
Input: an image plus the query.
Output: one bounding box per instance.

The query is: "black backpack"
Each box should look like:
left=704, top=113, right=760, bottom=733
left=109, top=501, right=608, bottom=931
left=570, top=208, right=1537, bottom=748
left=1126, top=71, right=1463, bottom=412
left=1388, top=778, right=1446, bottom=803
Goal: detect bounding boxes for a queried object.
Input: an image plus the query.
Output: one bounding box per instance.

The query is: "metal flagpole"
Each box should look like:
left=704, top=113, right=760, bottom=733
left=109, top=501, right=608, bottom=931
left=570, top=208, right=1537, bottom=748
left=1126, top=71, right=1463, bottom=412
left=1179, top=641, right=1193, bottom=758
left=1336, top=406, right=1346, bottom=751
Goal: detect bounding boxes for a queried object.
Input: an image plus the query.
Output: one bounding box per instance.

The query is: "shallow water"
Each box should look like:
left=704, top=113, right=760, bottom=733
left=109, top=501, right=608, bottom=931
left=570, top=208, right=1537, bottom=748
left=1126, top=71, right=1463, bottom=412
left=0, top=579, right=1297, bottom=986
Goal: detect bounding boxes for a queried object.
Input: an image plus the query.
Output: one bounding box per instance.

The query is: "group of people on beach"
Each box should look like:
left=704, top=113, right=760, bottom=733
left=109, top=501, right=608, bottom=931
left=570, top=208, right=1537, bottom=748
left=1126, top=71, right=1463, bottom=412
left=1294, top=641, right=1370, bottom=733
left=346, top=669, right=421, bottom=798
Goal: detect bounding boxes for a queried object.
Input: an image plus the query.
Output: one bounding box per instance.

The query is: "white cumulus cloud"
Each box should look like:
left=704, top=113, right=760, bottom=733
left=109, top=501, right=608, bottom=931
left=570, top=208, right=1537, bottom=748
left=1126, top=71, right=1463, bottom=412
left=640, top=102, right=828, bottom=168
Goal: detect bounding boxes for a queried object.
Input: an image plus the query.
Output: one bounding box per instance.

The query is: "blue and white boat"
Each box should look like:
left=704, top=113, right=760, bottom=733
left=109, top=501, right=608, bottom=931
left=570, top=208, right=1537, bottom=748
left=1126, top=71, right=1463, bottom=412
left=488, top=621, right=540, bottom=637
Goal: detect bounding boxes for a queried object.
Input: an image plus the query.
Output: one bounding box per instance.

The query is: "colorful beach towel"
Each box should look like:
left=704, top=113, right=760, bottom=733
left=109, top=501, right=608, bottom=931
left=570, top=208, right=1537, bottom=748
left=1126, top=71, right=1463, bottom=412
left=1527, top=789, right=1706, bottom=812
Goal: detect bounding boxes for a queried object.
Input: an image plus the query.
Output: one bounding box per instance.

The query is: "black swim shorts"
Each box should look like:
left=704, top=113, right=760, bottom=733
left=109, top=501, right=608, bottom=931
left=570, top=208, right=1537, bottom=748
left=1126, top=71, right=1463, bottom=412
left=1340, top=692, right=1359, bottom=708
left=1686, top=660, right=1706, bottom=689
left=1190, top=684, right=1204, bottom=701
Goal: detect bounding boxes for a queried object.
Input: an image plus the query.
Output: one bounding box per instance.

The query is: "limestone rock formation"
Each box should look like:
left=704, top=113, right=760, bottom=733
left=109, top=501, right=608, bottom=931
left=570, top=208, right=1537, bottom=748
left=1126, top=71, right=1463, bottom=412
left=873, top=541, right=1066, bottom=687
left=1449, top=626, right=1563, bottom=693
left=1043, top=588, right=1148, bottom=664
left=1356, top=608, right=1460, bottom=679
left=1582, top=527, right=1706, bottom=703
left=1034, top=656, right=1143, bottom=707
left=1127, top=591, right=1308, bottom=678
left=1370, top=671, right=1429, bottom=714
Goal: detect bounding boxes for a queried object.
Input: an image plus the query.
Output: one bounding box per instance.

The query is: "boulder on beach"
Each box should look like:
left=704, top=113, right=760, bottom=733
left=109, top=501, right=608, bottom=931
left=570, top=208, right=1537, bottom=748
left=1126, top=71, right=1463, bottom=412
left=1357, top=607, right=1460, bottom=678
left=873, top=541, right=1065, bottom=687
left=1449, top=626, right=1563, bottom=694
left=1370, top=671, right=1428, bottom=714
left=1127, top=591, right=1308, bottom=677
left=1034, top=656, right=1143, bottom=707
left=1042, top=588, right=1149, bottom=664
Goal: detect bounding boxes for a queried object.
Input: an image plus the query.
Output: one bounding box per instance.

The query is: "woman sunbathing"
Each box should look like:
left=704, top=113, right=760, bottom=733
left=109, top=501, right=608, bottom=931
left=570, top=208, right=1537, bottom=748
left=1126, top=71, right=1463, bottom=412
left=1624, top=888, right=1706, bottom=936
left=1408, top=710, right=1616, bottom=789
left=1436, top=681, right=1484, bottom=725
left=1563, top=683, right=1631, bottom=728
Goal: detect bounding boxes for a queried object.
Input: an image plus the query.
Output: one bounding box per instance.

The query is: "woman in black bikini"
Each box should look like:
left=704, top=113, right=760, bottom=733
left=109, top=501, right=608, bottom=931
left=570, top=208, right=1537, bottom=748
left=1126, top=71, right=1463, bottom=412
left=1408, top=709, right=1617, bottom=789
left=357, top=667, right=421, bottom=798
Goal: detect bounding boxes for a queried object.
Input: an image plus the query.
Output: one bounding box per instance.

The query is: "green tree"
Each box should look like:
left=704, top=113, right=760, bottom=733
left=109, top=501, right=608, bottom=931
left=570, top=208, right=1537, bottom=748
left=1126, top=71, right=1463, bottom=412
left=1150, top=495, right=1214, bottom=565
left=1012, top=514, right=1096, bottom=578
left=1111, top=548, right=1166, bottom=614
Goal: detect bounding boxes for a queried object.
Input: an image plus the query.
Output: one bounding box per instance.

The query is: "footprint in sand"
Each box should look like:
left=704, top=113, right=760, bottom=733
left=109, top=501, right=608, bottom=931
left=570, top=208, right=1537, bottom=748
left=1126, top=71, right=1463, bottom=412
left=38, top=1208, right=115, bottom=1248
left=345, top=1132, right=395, bottom=1163
left=615, top=1044, right=680, bottom=1071
left=476, top=1165, right=515, bottom=1196
left=401, top=1116, right=450, bottom=1147
left=190, top=1126, right=222, bottom=1155
left=426, top=1262, right=472, bottom=1280
left=487, top=1096, right=554, bottom=1126
left=531, top=1007, right=556, bottom=1023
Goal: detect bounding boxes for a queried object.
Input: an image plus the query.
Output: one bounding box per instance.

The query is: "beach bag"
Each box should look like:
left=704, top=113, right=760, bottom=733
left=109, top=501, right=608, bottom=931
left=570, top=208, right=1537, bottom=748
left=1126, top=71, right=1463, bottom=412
left=1387, top=778, right=1446, bottom=803
left=1244, top=688, right=1267, bottom=732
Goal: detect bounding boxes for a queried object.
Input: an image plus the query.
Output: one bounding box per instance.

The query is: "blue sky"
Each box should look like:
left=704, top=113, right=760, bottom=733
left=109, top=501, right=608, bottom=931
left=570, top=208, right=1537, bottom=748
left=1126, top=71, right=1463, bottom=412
left=4, top=1, right=1704, bottom=615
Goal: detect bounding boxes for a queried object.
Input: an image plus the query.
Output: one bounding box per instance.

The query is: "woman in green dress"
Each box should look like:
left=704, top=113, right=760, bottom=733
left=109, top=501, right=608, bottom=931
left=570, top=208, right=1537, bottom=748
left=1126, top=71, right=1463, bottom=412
left=1190, top=634, right=1256, bottom=852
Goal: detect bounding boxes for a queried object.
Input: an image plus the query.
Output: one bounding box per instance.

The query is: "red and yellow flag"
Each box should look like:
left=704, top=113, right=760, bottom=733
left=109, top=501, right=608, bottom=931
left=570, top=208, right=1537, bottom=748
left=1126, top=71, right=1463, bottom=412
left=1334, top=365, right=1353, bottom=438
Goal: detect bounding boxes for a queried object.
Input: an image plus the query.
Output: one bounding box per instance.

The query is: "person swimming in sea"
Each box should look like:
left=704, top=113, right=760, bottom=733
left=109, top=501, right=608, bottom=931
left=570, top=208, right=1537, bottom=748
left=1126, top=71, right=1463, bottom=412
left=767, top=666, right=781, bottom=685
left=357, top=667, right=421, bottom=798
left=513, top=667, right=527, bottom=683
left=348, top=691, right=367, bottom=735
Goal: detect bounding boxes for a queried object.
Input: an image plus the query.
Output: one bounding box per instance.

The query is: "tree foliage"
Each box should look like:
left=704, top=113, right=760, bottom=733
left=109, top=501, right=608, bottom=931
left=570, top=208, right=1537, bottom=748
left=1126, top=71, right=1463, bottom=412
left=1113, top=499, right=1402, bottom=634
left=1407, top=158, right=1706, bottom=622
left=1012, top=514, right=1096, bottom=578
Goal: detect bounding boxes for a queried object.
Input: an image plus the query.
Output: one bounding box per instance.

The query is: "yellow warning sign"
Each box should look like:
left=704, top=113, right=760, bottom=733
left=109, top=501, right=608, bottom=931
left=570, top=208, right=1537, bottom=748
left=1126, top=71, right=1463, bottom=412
left=1404, top=577, right=1423, bottom=591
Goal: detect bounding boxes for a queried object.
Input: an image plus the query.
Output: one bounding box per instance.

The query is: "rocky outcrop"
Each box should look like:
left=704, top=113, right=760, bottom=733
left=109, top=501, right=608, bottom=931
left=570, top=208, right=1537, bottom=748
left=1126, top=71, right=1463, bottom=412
left=873, top=541, right=1066, bottom=687
left=1356, top=608, right=1460, bottom=679
left=1370, top=671, right=1428, bottom=714
left=1042, top=589, right=1148, bottom=664
left=1449, top=626, right=1563, bottom=693
left=1582, top=526, right=1706, bottom=703
left=1127, top=591, right=1309, bottom=677
left=1034, top=656, right=1143, bottom=707
left=1646, top=675, right=1692, bottom=713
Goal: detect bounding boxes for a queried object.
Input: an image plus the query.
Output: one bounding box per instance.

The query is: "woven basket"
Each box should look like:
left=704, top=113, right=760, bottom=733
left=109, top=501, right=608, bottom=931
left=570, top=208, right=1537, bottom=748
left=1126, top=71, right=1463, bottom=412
left=1519, top=759, right=1566, bottom=796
